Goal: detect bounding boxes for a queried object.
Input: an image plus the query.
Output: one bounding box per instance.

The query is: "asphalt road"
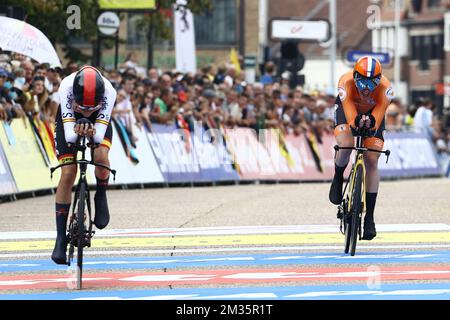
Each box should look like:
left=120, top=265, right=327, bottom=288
left=0, top=178, right=450, bottom=300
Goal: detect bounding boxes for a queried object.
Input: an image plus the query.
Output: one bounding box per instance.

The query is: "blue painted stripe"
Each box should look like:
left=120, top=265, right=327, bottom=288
left=1, top=251, right=450, bottom=273
left=2, top=283, right=450, bottom=300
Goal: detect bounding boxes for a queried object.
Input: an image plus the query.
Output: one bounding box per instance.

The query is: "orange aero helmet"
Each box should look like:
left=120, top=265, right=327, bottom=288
left=353, top=56, right=382, bottom=94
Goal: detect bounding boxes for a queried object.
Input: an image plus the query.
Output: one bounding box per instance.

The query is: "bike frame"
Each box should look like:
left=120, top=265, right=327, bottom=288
left=50, top=136, right=116, bottom=264
left=345, top=135, right=367, bottom=217
left=334, top=130, right=390, bottom=239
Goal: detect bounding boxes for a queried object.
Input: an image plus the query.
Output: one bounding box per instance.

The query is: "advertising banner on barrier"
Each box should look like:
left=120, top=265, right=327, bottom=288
left=0, top=135, right=17, bottom=195
left=226, top=128, right=335, bottom=181
left=91, top=123, right=164, bottom=185
left=283, top=132, right=335, bottom=180
left=191, top=125, right=240, bottom=181
left=147, top=124, right=202, bottom=182
left=379, top=132, right=441, bottom=177
left=0, top=119, right=59, bottom=192
left=224, top=128, right=277, bottom=180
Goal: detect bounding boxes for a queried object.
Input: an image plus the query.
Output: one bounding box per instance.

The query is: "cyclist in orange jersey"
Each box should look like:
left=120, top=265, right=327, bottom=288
left=329, top=56, right=394, bottom=240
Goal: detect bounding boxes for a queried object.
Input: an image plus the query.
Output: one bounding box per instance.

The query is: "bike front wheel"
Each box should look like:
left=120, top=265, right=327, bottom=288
left=349, top=165, right=363, bottom=256
left=76, top=182, right=87, bottom=290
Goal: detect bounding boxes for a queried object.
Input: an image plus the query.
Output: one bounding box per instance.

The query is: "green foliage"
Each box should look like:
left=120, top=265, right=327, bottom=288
left=2, top=0, right=212, bottom=64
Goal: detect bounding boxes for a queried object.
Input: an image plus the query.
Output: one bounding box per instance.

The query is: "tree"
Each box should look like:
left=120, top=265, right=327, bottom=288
left=2, top=0, right=212, bottom=65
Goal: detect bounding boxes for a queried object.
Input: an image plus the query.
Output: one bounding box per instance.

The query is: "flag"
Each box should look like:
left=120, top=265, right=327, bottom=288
left=230, top=48, right=241, bottom=74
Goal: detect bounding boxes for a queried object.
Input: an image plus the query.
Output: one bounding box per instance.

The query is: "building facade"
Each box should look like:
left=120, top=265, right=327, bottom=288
left=373, top=0, right=450, bottom=114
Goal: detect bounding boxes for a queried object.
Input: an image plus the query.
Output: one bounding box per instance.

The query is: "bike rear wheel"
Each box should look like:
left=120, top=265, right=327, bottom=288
left=76, top=182, right=86, bottom=290
left=349, top=165, right=363, bottom=256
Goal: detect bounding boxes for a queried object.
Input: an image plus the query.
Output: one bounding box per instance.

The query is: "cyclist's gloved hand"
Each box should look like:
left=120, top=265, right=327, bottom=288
left=74, top=118, right=95, bottom=138
left=354, top=114, right=376, bottom=129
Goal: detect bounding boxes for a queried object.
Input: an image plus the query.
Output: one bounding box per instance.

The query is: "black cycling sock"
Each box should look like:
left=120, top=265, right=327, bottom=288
left=95, top=176, right=109, bottom=196
left=55, top=203, right=70, bottom=239
left=334, top=163, right=347, bottom=180
left=365, top=192, right=378, bottom=223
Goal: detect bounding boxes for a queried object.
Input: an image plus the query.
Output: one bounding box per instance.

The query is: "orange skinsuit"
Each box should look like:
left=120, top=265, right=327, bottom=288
left=334, top=71, right=393, bottom=150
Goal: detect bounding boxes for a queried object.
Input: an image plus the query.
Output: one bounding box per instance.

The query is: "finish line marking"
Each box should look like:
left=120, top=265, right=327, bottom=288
left=0, top=224, right=449, bottom=240
left=1, top=232, right=450, bottom=252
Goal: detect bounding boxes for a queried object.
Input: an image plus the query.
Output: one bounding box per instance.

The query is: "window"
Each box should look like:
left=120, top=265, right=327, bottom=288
left=410, top=36, right=421, bottom=60
left=410, top=34, right=443, bottom=70
left=194, top=0, right=237, bottom=45
left=431, top=34, right=444, bottom=60
left=411, top=0, right=423, bottom=13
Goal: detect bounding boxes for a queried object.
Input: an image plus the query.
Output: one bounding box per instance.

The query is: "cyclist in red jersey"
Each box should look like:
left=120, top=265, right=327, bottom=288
left=329, top=56, right=394, bottom=240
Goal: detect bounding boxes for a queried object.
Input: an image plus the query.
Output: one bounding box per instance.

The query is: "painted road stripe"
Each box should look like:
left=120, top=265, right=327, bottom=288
left=0, top=266, right=450, bottom=290
left=4, top=244, right=450, bottom=259
left=1, top=224, right=449, bottom=240
left=1, top=251, right=450, bottom=273
left=2, top=283, right=450, bottom=300
left=1, top=232, right=450, bottom=252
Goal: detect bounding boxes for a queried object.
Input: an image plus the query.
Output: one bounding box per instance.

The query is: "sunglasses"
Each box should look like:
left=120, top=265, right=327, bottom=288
left=354, top=74, right=381, bottom=93
left=77, top=105, right=98, bottom=111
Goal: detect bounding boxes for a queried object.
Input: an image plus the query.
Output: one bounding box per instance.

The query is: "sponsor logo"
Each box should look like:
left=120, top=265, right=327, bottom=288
left=338, top=87, right=347, bottom=101
left=386, top=87, right=394, bottom=100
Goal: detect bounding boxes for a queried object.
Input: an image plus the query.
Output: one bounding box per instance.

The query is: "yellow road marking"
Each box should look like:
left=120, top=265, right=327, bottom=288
left=0, top=232, right=450, bottom=252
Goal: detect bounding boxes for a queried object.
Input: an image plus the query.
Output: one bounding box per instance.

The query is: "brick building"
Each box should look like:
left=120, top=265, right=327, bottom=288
left=373, top=0, right=450, bottom=115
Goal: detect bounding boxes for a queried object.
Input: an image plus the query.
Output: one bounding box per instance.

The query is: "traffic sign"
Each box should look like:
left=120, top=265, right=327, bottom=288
left=347, top=50, right=391, bottom=64
left=97, top=11, right=120, bottom=36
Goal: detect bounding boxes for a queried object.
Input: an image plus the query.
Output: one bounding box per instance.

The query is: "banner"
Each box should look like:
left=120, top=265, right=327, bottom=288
left=191, top=126, right=240, bottom=182
left=0, top=137, right=17, bottom=195
left=147, top=124, right=202, bottom=182
left=174, top=0, right=197, bottom=74
left=284, top=133, right=335, bottom=180
left=97, top=123, right=164, bottom=185
left=0, top=119, right=59, bottom=192
left=98, top=0, right=157, bottom=10
left=378, top=132, right=442, bottom=177
left=224, top=128, right=277, bottom=180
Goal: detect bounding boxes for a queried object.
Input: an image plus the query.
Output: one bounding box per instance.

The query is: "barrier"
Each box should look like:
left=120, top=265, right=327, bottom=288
left=191, top=126, right=240, bottom=182
left=378, top=132, right=442, bottom=178
left=0, top=134, right=16, bottom=195
left=0, top=119, right=444, bottom=198
left=97, top=122, right=164, bottom=185
left=0, top=118, right=59, bottom=193
left=147, top=124, right=202, bottom=183
left=224, top=128, right=336, bottom=181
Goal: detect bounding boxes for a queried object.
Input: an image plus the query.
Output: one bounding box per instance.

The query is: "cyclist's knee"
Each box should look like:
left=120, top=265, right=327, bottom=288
left=335, top=131, right=354, bottom=149
left=93, top=146, right=109, bottom=163
left=364, top=153, right=380, bottom=170
left=60, top=166, right=77, bottom=185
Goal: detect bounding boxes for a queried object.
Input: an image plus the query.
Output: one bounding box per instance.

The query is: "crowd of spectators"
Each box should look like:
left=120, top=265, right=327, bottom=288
left=0, top=50, right=449, bottom=156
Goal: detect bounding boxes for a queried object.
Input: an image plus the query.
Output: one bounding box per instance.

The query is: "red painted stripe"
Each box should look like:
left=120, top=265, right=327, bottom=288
left=1, top=266, right=449, bottom=291
left=83, top=68, right=97, bottom=106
